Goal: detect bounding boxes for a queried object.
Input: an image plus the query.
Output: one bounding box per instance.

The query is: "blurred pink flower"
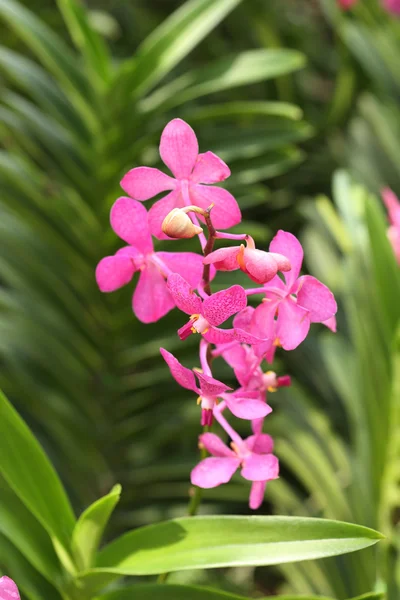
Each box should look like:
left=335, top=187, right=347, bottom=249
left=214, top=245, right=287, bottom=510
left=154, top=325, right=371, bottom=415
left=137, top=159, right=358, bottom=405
left=203, top=240, right=291, bottom=284
left=338, top=0, right=358, bottom=9
left=167, top=273, right=262, bottom=344
left=254, top=231, right=337, bottom=350
left=121, top=118, right=241, bottom=238
left=382, top=0, right=400, bottom=15
left=0, top=576, right=20, bottom=600
left=382, top=188, right=400, bottom=264
left=96, top=198, right=203, bottom=323
left=160, top=348, right=271, bottom=425
left=191, top=432, right=279, bottom=509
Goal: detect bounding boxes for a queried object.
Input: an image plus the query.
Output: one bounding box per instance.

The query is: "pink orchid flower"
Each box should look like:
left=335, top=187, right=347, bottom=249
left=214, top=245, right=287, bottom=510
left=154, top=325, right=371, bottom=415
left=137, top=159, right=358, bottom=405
left=160, top=348, right=272, bottom=425
left=191, top=432, right=279, bottom=509
left=0, top=576, right=20, bottom=600
left=253, top=230, right=337, bottom=351
left=121, top=118, right=241, bottom=239
left=167, top=273, right=262, bottom=344
left=382, top=188, right=400, bottom=264
left=96, top=197, right=203, bottom=323
left=203, top=238, right=291, bottom=284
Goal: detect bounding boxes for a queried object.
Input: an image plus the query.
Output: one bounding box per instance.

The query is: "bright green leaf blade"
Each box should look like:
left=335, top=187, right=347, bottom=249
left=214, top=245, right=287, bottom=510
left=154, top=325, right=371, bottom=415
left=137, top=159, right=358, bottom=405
left=97, top=583, right=250, bottom=600
left=56, top=0, right=111, bottom=83
left=142, top=49, right=306, bottom=112
left=346, top=594, right=385, bottom=600
left=0, top=389, right=76, bottom=553
left=87, top=516, right=383, bottom=580
left=115, top=0, right=242, bottom=97
left=72, top=484, right=122, bottom=571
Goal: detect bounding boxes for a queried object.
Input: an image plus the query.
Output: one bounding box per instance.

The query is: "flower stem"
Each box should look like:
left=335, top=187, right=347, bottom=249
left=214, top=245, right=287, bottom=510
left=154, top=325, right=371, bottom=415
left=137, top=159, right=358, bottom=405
left=201, top=206, right=217, bottom=296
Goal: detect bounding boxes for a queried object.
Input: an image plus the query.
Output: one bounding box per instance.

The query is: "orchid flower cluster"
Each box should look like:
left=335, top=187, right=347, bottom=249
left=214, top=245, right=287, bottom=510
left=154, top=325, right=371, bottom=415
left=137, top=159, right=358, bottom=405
left=338, top=0, right=400, bottom=14
left=96, top=119, right=338, bottom=510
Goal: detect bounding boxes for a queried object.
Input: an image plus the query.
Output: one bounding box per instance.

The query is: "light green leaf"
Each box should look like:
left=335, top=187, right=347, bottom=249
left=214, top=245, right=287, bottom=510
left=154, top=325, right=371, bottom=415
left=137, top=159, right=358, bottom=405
left=0, top=389, right=76, bottom=556
left=141, top=49, right=306, bottom=111
left=78, top=516, right=383, bottom=593
left=96, top=583, right=250, bottom=600
left=72, top=484, right=122, bottom=571
left=115, top=0, right=242, bottom=97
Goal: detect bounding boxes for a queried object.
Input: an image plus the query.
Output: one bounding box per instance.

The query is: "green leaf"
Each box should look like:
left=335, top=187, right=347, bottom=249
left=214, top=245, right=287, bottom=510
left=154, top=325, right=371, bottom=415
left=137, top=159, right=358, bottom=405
left=78, top=516, right=383, bottom=592
left=0, top=389, right=76, bottom=556
left=72, top=484, right=122, bottom=571
left=115, top=0, right=243, bottom=97
left=56, top=0, right=111, bottom=83
left=141, top=49, right=306, bottom=111
left=346, top=594, right=385, bottom=600
left=97, top=583, right=250, bottom=600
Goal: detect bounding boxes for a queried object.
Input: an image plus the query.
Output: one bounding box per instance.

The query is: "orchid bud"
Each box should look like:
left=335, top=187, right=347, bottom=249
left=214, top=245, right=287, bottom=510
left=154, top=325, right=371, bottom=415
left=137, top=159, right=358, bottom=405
left=162, top=208, right=203, bottom=239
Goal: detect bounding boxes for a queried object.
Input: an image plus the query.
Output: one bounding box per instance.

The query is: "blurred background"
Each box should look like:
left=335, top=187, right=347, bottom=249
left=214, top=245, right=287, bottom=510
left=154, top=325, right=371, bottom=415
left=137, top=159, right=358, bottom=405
left=1, top=0, right=400, bottom=597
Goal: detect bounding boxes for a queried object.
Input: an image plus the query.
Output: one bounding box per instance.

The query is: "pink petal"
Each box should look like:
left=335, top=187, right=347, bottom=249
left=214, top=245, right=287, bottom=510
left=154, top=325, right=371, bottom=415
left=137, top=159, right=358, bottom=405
left=252, top=300, right=279, bottom=341
left=322, top=315, right=337, bottom=332
left=133, top=262, right=174, bottom=323
left=160, top=118, right=198, bottom=179
left=110, top=197, right=153, bottom=252
left=225, top=396, right=272, bottom=420
left=241, top=453, right=279, bottom=482
left=249, top=481, right=267, bottom=510
left=191, top=457, right=240, bottom=488
left=269, top=230, right=303, bottom=289
left=203, top=246, right=240, bottom=271
left=220, top=344, right=248, bottom=375
left=382, top=188, right=400, bottom=226
left=191, top=151, right=230, bottom=184
left=120, top=167, right=176, bottom=200
left=95, top=255, right=135, bottom=292
left=251, top=418, right=264, bottom=436
left=0, top=577, right=21, bottom=600
left=276, top=298, right=310, bottom=350
left=195, top=371, right=231, bottom=397
left=242, top=249, right=291, bottom=284
left=190, top=184, right=241, bottom=230
left=245, top=433, right=274, bottom=454
left=199, top=433, right=234, bottom=457
left=234, top=329, right=266, bottom=344
left=166, top=273, right=202, bottom=315
left=148, top=188, right=182, bottom=239
left=156, top=251, right=203, bottom=288
left=160, top=348, right=198, bottom=393
left=203, top=327, right=237, bottom=344
left=297, top=275, right=337, bottom=323
left=203, top=285, right=247, bottom=326
left=233, top=306, right=255, bottom=331
left=388, top=225, right=400, bottom=264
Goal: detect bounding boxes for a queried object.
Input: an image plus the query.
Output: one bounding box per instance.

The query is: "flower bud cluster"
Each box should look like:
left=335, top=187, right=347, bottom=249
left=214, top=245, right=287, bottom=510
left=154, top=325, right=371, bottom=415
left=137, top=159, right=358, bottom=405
left=96, top=118, right=338, bottom=509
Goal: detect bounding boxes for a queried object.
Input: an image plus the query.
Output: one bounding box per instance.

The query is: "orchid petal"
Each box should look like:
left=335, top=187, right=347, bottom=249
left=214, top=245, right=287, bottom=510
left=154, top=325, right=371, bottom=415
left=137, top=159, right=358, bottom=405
left=203, top=246, right=240, bottom=271
left=276, top=297, right=310, bottom=350
left=382, top=188, right=400, bottom=226
left=199, top=433, right=234, bottom=457
left=203, top=285, right=247, bottom=326
left=382, top=0, right=400, bottom=17
left=203, top=327, right=237, bottom=344
left=225, top=396, right=272, bottom=420
left=245, top=433, right=274, bottom=454
left=388, top=225, right=400, bottom=264
left=269, top=230, right=303, bottom=288
left=241, top=453, right=279, bottom=482
left=0, top=576, right=21, bottom=600
left=251, top=418, right=264, bottom=436
left=148, top=188, right=182, bottom=239
left=195, top=371, right=231, bottom=397
left=297, top=275, right=337, bottom=323
left=244, top=249, right=290, bottom=284
left=120, top=166, right=175, bottom=200
left=156, top=251, right=203, bottom=288
left=190, top=184, right=241, bottom=229
left=233, top=306, right=255, bottom=331
left=191, top=151, right=230, bottom=184
left=167, top=273, right=202, bottom=315
left=252, top=300, right=279, bottom=341
left=160, top=348, right=199, bottom=393
left=96, top=255, right=135, bottom=292
left=133, top=263, right=174, bottom=323
left=249, top=480, right=267, bottom=510
left=322, top=315, right=337, bottom=332
left=110, top=197, right=153, bottom=252
left=160, top=118, right=198, bottom=179
left=191, top=457, right=240, bottom=488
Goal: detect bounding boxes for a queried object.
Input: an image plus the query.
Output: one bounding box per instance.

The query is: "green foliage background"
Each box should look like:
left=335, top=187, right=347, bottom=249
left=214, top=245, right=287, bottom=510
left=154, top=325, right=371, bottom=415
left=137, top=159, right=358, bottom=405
left=0, top=0, right=399, bottom=598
